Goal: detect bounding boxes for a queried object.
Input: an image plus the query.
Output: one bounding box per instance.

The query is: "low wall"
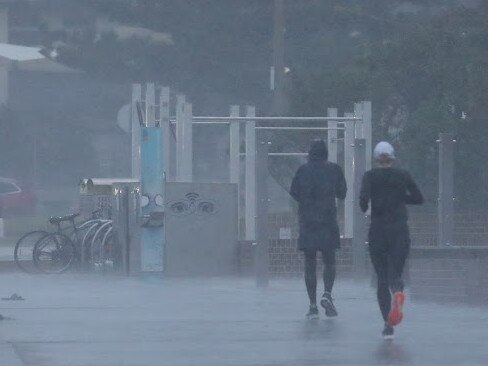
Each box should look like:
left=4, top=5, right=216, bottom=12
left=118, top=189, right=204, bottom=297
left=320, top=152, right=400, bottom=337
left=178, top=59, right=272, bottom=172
left=408, top=246, right=488, bottom=304
left=238, top=238, right=353, bottom=277
left=409, top=212, right=488, bottom=246
left=237, top=239, right=488, bottom=306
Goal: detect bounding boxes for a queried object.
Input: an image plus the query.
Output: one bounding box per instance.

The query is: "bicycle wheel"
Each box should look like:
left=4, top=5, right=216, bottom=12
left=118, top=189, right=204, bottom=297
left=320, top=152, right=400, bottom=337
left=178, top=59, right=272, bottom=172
left=14, top=230, right=49, bottom=273
left=33, top=233, right=76, bottom=274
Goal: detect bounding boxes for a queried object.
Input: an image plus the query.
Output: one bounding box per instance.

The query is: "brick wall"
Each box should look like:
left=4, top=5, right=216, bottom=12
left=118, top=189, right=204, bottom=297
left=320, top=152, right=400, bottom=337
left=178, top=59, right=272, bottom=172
left=237, top=238, right=353, bottom=278
left=408, top=247, right=488, bottom=304
left=237, top=212, right=353, bottom=277
left=238, top=211, right=488, bottom=304
left=409, top=211, right=488, bottom=246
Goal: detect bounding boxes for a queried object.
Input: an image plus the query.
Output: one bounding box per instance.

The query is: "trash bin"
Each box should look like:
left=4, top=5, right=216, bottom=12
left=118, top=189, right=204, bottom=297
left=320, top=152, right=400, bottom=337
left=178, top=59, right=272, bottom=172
left=79, top=178, right=139, bottom=219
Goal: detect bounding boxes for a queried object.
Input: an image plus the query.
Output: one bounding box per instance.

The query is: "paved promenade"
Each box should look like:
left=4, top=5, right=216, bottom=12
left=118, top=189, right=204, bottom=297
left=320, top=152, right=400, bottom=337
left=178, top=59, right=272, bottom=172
left=0, top=274, right=486, bottom=365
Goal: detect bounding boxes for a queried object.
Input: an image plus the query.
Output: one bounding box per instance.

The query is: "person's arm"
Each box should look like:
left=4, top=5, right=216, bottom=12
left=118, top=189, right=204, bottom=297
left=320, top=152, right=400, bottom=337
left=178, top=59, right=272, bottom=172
left=359, top=172, right=371, bottom=213
left=335, top=165, right=347, bottom=200
left=290, top=168, right=301, bottom=202
left=405, top=172, right=424, bottom=205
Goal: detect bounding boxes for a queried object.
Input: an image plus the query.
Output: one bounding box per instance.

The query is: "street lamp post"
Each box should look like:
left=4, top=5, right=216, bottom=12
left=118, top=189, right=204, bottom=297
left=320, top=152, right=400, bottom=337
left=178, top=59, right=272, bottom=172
left=271, top=0, right=286, bottom=116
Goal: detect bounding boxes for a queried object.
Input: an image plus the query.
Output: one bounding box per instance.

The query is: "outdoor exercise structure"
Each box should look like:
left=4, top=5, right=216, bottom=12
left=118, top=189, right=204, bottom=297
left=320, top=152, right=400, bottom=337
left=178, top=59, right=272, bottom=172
left=116, top=83, right=373, bottom=281
left=76, top=82, right=459, bottom=284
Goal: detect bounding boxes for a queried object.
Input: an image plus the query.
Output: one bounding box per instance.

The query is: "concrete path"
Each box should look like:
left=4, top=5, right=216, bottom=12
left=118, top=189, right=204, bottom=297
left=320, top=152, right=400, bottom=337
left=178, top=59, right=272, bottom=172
left=0, top=274, right=486, bottom=365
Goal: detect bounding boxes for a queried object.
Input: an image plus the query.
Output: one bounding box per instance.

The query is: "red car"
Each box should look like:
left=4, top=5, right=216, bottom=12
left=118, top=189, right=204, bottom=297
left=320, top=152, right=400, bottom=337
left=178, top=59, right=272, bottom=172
left=0, top=178, right=37, bottom=216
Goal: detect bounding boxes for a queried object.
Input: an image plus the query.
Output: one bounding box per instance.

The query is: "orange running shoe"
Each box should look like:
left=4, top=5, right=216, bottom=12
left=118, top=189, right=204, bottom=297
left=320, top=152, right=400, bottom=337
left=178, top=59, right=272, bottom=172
left=388, top=291, right=405, bottom=326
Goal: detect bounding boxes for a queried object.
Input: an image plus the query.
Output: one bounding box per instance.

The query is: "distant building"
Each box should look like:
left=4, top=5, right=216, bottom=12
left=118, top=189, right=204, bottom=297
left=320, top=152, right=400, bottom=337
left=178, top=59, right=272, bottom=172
left=0, top=1, right=130, bottom=196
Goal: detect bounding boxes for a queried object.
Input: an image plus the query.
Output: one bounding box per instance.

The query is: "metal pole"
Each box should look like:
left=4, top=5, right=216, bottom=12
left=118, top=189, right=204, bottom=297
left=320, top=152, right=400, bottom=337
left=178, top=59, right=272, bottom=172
left=362, top=101, right=373, bottom=171
left=171, top=121, right=230, bottom=125
left=145, top=83, right=156, bottom=128
left=113, top=185, right=130, bottom=275
left=183, top=102, right=193, bottom=182
left=344, top=112, right=355, bottom=238
left=255, top=127, right=343, bottom=131
left=113, top=183, right=141, bottom=275
left=241, top=153, right=311, bottom=156
left=131, top=84, right=142, bottom=180
left=175, top=95, right=185, bottom=182
left=230, top=105, right=240, bottom=237
left=327, top=108, right=338, bottom=164
left=245, top=106, right=256, bottom=241
left=267, top=153, right=308, bottom=156
left=354, top=102, right=364, bottom=139
left=438, top=133, right=455, bottom=246
left=353, top=139, right=367, bottom=276
left=128, top=184, right=141, bottom=275
left=171, top=116, right=359, bottom=122
left=255, top=140, right=270, bottom=287
left=123, top=186, right=131, bottom=275
left=229, top=105, right=240, bottom=184
left=271, top=0, right=286, bottom=115
left=160, top=86, right=171, bottom=181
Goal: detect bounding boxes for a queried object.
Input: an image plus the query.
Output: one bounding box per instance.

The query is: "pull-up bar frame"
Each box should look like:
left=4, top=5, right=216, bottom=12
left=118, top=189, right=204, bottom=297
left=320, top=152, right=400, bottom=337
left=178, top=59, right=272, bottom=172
left=131, top=84, right=372, bottom=242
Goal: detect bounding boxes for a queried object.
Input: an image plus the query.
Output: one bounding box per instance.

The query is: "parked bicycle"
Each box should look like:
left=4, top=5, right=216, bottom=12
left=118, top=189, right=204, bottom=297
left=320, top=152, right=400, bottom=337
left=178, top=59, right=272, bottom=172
left=14, top=210, right=117, bottom=274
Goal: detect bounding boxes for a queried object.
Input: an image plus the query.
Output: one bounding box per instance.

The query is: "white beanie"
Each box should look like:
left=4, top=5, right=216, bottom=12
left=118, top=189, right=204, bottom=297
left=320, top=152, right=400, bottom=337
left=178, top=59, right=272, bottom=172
left=373, top=141, right=395, bottom=160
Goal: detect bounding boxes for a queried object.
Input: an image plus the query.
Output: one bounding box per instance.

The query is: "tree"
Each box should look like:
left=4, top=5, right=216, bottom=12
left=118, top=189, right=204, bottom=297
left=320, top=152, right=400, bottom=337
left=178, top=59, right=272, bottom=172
left=27, top=0, right=488, bottom=207
left=288, top=2, right=488, bottom=208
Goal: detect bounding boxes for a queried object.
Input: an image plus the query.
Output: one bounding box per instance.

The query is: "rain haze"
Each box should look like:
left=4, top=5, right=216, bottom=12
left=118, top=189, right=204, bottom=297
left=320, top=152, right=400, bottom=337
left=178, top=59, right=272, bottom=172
left=0, top=1, right=487, bottom=365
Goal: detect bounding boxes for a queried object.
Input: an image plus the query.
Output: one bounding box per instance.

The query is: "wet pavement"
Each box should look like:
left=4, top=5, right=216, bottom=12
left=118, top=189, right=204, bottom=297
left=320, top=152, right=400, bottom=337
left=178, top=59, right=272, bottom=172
left=0, top=274, right=486, bottom=365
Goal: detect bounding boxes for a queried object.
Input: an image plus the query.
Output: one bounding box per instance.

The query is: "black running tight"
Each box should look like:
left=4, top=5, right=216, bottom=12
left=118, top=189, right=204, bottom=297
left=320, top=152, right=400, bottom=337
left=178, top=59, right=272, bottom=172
left=369, top=222, right=410, bottom=321
left=303, top=249, right=336, bottom=305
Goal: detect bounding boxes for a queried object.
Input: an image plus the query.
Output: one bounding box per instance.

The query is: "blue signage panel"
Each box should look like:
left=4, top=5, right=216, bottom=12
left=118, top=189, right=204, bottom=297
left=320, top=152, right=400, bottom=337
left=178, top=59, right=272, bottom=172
left=140, top=127, right=164, bottom=272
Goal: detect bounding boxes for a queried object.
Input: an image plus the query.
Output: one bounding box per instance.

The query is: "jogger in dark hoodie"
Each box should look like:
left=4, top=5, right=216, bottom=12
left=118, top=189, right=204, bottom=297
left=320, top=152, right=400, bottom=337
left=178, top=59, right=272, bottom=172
left=359, top=142, right=423, bottom=339
left=290, top=140, right=347, bottom=319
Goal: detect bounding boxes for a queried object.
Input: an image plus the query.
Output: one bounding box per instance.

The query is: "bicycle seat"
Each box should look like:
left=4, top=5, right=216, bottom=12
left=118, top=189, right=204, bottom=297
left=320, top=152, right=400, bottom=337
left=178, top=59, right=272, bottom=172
left=49, top=213, right=80, bottom=225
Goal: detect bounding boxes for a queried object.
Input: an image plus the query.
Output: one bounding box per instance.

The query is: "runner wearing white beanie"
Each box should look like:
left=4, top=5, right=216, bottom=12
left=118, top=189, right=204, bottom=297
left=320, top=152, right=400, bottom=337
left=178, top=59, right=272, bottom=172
left=360, top=140, right=423, bottom=339
left=373, top=141, right=396, bottom=162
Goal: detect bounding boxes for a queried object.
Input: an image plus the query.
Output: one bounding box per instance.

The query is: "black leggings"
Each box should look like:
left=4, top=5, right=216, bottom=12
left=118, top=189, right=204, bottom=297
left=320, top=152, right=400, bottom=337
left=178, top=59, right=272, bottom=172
left=303, top=249, right=336, bottom=305
left=369, top=222, right=410, bottom=322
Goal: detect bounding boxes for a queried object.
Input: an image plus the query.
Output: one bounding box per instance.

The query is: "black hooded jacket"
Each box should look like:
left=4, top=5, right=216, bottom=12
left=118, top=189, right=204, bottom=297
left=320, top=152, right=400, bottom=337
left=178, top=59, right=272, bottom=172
left=290, top=140, right=347, bottom=225
left=359, top=167, right=424, bottom=224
